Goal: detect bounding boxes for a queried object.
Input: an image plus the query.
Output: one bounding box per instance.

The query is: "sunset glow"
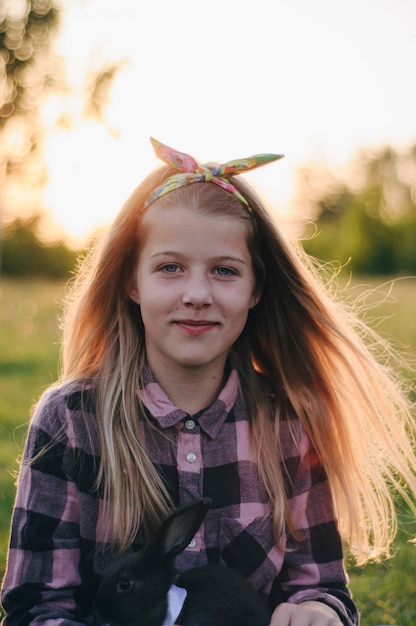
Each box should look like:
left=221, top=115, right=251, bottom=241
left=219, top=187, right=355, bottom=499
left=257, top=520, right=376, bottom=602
left=15, top=0, right=416, bottom=246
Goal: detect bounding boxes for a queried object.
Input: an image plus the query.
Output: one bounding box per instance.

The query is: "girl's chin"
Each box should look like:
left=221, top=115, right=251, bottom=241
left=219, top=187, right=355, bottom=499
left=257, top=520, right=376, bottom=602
left=163, top=353, right=228, bottom=373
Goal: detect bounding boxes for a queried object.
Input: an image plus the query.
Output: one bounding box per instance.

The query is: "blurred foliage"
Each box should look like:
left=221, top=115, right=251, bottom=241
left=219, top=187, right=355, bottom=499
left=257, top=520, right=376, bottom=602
left=84, top=61, right=124, bottom=123
left=0, top=0, right=61, bottom=210
left=1, top=215, right=78, bottom=277
left=0, top=0, right=59, bottom=126
left=299, top=145, right=416, bottom=275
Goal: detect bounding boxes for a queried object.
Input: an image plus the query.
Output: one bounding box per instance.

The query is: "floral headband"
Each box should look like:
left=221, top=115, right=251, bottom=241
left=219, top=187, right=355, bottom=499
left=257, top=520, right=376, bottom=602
left=144, top=137, right=284, bottom=212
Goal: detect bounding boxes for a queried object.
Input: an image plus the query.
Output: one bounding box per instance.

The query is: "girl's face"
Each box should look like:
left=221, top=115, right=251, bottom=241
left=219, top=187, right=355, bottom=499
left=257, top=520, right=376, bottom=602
left=129, top=204, right=259, bottom=380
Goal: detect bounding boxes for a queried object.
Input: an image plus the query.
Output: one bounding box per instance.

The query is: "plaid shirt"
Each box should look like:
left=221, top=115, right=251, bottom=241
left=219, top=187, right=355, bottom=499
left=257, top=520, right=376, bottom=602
left=2, top=365, right=358, bottom=626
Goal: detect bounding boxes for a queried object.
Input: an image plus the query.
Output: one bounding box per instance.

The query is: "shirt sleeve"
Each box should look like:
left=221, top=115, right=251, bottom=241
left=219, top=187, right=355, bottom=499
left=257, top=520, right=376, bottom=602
left=1, top=388, right=101, bottom=626
left=271, top=425, right=359, bottom=626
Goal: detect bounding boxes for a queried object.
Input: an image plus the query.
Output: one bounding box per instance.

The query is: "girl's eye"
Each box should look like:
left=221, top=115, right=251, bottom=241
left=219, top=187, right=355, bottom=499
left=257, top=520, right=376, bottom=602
left=215, top=267, right=236, bottom=277
left=161, top=264, right=180, bottom=273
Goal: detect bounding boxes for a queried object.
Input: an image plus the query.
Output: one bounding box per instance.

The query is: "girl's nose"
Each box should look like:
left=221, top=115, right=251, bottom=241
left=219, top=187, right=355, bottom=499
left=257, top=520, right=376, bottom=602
left=182, top=275, right=213, bottom=308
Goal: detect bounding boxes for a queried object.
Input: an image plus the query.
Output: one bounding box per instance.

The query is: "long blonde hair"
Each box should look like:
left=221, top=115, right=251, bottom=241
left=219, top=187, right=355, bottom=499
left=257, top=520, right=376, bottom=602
left=61, top=163, right=416, bottom=561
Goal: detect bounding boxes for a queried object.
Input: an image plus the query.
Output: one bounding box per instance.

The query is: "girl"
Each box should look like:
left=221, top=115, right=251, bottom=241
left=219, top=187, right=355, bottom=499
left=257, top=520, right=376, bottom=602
left=2, top=138, right=416, bottom=626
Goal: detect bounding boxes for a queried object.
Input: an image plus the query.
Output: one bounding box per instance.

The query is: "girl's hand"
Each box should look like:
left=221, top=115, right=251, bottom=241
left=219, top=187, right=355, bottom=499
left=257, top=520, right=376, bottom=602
left=167, top=599, right=343, bottom=626
left=271, top=600, right=343, bottom=625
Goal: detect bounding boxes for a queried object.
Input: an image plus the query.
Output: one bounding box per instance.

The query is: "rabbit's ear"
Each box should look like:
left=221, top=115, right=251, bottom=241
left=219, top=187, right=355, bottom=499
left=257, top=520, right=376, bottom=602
left=144, top=498, right=212, bottom=564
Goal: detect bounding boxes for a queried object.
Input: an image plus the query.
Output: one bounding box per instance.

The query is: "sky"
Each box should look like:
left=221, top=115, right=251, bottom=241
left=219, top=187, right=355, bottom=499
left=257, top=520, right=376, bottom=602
left=38, top=0, right=416, bottom=246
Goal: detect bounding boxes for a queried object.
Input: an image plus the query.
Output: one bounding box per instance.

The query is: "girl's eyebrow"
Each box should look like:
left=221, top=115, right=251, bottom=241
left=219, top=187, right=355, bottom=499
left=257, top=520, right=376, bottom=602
left=150, top=251, right=247, bottom=265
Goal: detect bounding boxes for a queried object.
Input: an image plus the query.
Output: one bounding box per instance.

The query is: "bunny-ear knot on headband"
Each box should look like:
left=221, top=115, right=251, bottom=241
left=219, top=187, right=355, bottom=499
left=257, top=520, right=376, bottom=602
left=145, top=137, right=284, bottom=211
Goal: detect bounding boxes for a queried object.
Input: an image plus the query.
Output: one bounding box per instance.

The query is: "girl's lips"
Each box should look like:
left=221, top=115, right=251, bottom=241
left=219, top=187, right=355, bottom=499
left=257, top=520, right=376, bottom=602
left=174, top=320, right=219, bottom=335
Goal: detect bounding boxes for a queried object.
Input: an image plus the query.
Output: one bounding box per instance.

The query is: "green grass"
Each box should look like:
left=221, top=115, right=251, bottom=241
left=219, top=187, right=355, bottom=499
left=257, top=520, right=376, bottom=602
left=0, top=275, right=415, bottom=624
left=327, top=275, right=416, bottom=625
left=348, top=514, right=416, bottom=626
left=0, top=278, right=64, bottom=571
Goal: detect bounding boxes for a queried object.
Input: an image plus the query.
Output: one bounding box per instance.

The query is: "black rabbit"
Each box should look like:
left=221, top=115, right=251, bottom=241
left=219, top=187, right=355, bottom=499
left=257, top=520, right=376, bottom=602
left=95, top=498, right=271, bottom=626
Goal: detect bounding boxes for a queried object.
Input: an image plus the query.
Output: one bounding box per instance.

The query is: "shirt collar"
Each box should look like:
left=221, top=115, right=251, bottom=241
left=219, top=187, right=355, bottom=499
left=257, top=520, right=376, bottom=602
left=137, top=362, right=240, bottom=439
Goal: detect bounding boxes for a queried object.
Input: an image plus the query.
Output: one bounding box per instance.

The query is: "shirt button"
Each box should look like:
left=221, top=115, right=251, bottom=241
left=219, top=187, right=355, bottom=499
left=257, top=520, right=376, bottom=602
left=186, top=452, right=197, bottom=463
left=188, top=538, right=197, bottom=548
left=185, top=419, right=195, bottom=430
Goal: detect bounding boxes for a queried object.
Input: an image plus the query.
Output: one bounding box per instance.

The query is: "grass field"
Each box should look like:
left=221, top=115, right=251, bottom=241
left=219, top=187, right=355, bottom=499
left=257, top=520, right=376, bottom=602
left=1, top=276, right=416, bottom=624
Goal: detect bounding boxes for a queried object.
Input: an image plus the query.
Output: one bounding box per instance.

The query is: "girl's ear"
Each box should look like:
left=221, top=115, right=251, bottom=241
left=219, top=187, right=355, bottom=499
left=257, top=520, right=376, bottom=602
left=127, top=274, right=140, bottom=305
left=129, top=287, right=140, bottom=305
left=250, top=287, right=262, bottom=309
left=250, top=293, right=261, bottom=309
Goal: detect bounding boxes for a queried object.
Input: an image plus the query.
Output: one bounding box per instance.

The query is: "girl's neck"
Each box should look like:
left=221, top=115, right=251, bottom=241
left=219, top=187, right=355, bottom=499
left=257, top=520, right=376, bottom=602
left=148, top=360, right=227, bottom=415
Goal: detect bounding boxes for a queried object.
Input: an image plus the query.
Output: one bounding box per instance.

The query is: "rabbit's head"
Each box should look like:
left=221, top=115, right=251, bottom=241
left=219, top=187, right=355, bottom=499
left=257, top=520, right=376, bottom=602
left=95, top=498, right=212, bottom=626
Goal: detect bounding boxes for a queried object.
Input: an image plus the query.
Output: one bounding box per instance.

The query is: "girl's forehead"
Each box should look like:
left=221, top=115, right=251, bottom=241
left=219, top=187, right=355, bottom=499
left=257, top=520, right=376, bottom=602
left=141, top=201, right=250, bottom=232
left=138, top=205, right=252, bottom=258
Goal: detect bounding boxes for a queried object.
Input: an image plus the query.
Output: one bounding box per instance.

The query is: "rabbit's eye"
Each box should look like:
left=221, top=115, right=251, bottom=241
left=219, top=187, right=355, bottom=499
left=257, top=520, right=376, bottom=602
left=117, top=579, right=133, bottom=592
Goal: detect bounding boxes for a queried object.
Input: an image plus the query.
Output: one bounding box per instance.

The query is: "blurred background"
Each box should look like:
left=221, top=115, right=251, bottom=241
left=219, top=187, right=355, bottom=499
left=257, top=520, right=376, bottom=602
left=1, top=0, right=416, bottom=274
left=1, top=1, right=416, bottom=624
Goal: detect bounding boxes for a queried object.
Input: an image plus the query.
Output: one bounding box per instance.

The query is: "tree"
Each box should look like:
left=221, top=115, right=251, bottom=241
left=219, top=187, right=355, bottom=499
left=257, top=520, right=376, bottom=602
left=0, top=0, right=59, bottom=126
left=2, top=215, right=78, bottom=277
left=298, top=145, right=416, bottom=275
left=0, top=0, right=61, bottom=270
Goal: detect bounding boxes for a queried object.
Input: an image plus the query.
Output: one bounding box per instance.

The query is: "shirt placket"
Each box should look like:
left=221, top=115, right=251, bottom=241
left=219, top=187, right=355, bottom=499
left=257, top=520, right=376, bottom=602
left=177, top=418, right=203, bottom=552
